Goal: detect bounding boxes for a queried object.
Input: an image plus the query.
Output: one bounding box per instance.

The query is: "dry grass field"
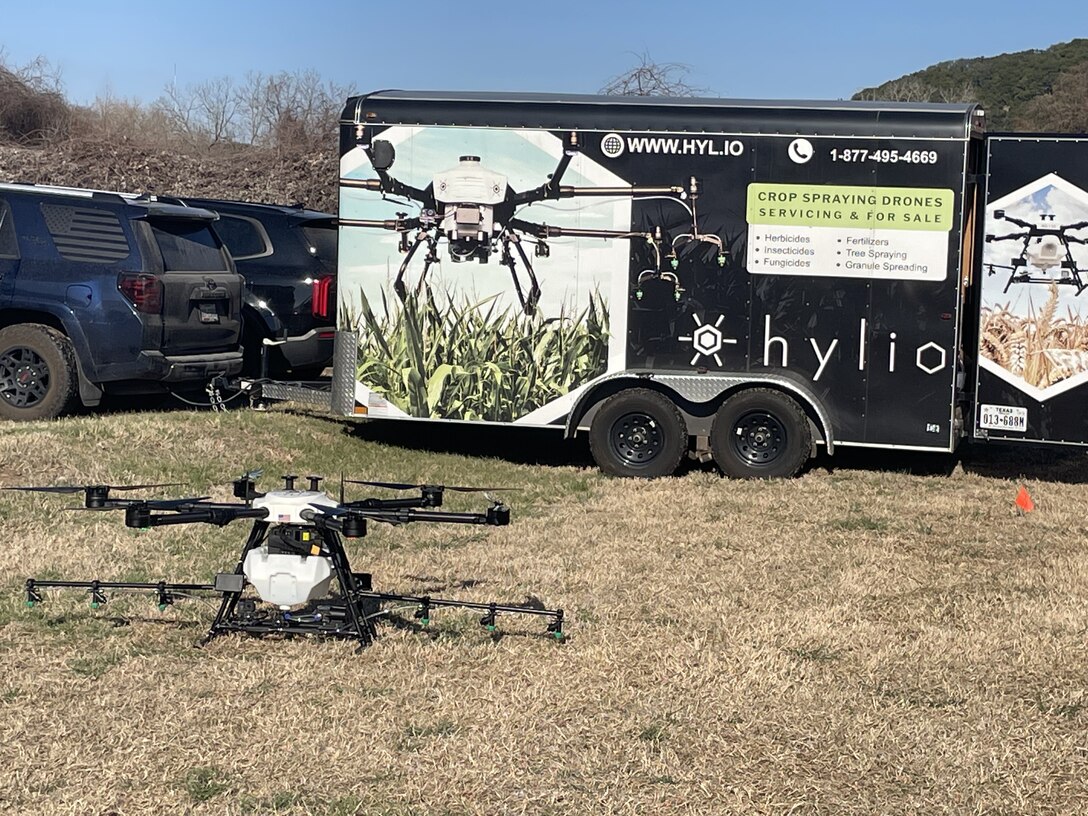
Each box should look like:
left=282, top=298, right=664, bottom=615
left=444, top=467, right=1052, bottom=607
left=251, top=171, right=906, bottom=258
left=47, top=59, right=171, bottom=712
left=1, top=406, right=1087, bottom=815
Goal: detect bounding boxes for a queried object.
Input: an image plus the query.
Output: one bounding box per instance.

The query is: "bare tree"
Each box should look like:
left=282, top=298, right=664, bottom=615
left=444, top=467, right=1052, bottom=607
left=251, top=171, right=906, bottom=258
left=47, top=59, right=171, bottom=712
left=154, top=80, right=202, bottom=146
left=160, top=70, right=352, bottom=152
left=193, top=77, right=240, bottom=146
left=854, top=77, right=976, bottom=104
left=600, top=51, right=705, bottom=97
left=0, top=51, right=71, bottom=144
left=153, top=76, right=241, bottom=148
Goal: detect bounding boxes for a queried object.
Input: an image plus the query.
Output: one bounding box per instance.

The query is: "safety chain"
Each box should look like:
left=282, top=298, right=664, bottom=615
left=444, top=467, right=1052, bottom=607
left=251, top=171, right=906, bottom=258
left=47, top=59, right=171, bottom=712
left=205, top=378, right=228, bottom=413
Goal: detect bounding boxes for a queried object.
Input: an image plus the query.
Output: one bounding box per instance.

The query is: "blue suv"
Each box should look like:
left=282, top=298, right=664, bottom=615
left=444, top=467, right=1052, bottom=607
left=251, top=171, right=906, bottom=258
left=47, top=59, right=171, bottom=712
left=0, top=184, right=244, bottom=420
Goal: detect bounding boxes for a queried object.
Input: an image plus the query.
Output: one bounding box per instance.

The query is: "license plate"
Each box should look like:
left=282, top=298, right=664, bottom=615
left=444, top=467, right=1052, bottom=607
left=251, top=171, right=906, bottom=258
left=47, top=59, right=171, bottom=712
left=198, top=303, right=220, bottom=324
left=979, top=404, right=1027, bottom=432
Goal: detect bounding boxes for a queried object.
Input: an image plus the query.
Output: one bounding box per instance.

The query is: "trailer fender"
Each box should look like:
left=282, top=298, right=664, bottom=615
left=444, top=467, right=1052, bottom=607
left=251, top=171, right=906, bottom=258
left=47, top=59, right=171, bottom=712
left=565, top=372, right=835, bottom=454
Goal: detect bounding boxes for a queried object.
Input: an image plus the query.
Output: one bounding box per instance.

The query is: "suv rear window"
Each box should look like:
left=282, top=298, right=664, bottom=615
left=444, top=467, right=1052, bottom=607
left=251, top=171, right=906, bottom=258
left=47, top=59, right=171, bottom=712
left=0, top=200, right=16, bottom=259
left=151, top=220, right=229, bottom=271
left=300, top=224, right=337, bottom=273
left=214, top=214, right=272, bottom=260
left=41, top=203, right=130, bottom=263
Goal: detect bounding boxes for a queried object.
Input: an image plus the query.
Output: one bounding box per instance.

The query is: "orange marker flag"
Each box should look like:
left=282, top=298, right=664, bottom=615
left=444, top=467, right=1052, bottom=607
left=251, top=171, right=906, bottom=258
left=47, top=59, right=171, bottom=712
left=1015, top=485, right=1035, bottom=513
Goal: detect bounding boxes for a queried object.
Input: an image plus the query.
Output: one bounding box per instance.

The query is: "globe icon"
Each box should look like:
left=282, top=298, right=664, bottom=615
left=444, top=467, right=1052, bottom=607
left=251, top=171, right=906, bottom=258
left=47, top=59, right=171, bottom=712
left=601, top=133, right=624, bottom=158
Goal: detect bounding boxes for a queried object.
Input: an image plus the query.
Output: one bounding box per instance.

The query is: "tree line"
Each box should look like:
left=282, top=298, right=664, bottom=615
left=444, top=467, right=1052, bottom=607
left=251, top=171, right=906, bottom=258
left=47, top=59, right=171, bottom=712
left=2, top=43, right=1086, bottom=152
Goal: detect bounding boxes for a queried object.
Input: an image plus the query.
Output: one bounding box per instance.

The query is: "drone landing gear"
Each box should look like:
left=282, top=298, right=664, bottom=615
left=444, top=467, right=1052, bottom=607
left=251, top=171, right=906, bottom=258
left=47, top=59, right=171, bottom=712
left=393, top=229, right=440, bottom=304
left=995, top=261, right=1087, bottom=295
left=201, top=521, right=379, bottom=648
left=500, top=233, right=541, bottom=315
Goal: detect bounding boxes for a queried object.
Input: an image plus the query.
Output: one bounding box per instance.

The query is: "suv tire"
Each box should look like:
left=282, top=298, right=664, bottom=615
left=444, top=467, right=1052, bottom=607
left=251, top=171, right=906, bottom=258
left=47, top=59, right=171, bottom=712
left=0, top=324, right=81, bottom=421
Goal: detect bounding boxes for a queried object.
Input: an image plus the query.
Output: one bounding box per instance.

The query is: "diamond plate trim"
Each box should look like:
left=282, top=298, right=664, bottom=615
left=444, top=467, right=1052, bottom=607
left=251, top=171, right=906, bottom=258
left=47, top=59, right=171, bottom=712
left=331, top=331, right=360, bottom=416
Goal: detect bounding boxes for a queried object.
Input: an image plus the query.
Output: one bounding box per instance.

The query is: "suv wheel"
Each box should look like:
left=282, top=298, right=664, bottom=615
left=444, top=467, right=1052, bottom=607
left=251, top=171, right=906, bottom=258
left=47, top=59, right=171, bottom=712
left=0, top=325, right=81, bottom=421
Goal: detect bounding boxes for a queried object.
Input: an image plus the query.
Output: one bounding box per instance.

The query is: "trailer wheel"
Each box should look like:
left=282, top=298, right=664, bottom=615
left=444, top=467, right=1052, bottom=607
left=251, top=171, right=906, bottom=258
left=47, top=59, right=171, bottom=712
left=588, top=388, right=687, bottom=478
left=0, top=324, right=81, bottom=421
left=711, top=388, right=811, bottom=478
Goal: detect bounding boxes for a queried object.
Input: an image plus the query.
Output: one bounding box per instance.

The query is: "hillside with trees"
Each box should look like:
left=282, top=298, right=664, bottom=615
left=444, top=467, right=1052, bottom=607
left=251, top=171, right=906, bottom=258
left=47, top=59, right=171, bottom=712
left=853, top=38, right=1088, bottom=132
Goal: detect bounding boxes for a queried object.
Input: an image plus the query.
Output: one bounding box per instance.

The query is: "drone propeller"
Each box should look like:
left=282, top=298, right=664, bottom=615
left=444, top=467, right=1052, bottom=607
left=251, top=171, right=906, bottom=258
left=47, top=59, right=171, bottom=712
left=3, top=482, right=184, bottom=494
left=344, top=478, right=516, bottom=493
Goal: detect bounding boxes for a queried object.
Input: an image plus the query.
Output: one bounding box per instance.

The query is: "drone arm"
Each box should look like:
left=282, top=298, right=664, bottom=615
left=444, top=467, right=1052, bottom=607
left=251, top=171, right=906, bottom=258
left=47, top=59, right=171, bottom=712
left=565, top=184, right=685, bottom=197
left=996, top=213, right=1034, bottom=229
left=125, top=505, right=270, bottom=529
left=986, top=231, right=1030, bottom=243
left=348, top=505, right=510, bottom=526
left=341, top=172, right=430, bottom=204
left=339, top=215, right=421, bottom=232
left=509, top=217, right=652, bottom=242
left=511, top=182, right=685, bottom=208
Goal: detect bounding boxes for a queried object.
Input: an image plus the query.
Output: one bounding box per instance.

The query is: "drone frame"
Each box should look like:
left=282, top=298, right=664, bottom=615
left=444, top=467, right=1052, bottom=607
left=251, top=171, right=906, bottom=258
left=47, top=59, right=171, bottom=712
left=985, top=211, right=1088, bottom=295
left=339, top=128, right=712, bottom=315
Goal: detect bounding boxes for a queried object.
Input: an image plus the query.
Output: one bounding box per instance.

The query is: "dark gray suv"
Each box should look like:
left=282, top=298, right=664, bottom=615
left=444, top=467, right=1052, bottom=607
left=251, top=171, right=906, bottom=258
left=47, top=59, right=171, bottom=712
left=174, top=198, right=337, bottom=379
left=0, top=184, right=244, bottom=420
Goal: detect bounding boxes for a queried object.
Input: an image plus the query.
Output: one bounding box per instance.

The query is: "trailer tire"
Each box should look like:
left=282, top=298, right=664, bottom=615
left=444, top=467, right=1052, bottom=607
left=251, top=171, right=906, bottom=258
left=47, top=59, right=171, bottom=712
left=0, top=324, right=81, bottom=421
left=711, top=388, right=811, bottom=478
left=588, top=388, right=687, bottom=478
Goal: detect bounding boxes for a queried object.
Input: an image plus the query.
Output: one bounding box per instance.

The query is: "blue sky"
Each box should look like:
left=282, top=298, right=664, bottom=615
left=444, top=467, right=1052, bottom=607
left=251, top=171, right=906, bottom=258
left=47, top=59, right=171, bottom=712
left=2, top=0, right=1086, bottom=104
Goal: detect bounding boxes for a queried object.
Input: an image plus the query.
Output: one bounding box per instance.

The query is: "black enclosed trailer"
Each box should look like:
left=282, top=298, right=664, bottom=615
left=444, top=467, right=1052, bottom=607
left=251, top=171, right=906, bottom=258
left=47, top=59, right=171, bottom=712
left=325, top=91, right=1088, bottom=476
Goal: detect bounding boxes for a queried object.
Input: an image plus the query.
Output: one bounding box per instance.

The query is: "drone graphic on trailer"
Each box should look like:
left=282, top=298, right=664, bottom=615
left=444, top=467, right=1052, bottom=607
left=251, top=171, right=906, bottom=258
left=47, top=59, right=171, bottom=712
left=340, top=128, right=727, bottom=314
left=9, top=473, right=564, bottom=649
left=985, top=209, right=1088, bottom=295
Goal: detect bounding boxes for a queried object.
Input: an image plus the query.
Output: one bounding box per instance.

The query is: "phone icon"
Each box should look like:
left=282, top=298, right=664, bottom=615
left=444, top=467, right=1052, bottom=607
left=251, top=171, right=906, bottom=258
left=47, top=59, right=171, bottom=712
left=788, top=138, right=814, bottom=164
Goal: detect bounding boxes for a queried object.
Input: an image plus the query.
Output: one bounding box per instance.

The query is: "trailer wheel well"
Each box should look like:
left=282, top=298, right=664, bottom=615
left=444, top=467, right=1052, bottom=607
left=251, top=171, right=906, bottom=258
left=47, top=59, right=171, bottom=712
left=568, top=378, right=699, bottom=433
left=568, top=378, right=831, bottom=451
left=707, top=384, right=827, bottom=447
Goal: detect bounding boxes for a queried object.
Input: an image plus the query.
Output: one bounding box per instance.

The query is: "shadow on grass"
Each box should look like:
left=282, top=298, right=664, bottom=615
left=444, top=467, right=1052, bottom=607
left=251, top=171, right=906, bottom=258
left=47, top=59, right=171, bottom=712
left=336, top=415, right=596, bottom=468
left=812, top=441, right=1088, bottom=483
left=958, top=442, right=1088, bottom=483
left=331, top=412, right=1088, bottom=483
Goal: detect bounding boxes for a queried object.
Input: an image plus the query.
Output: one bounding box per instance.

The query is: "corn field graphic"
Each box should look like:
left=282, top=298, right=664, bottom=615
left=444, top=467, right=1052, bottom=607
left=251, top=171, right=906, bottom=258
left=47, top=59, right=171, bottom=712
left=346, top=288, right=609, bottom=422
left=981, top=283, right=1088, bottom=388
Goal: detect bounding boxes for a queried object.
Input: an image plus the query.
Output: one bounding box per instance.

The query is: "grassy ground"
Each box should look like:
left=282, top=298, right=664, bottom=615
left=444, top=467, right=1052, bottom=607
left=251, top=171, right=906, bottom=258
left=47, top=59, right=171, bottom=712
left=1, top=406, right=1087, bottom=815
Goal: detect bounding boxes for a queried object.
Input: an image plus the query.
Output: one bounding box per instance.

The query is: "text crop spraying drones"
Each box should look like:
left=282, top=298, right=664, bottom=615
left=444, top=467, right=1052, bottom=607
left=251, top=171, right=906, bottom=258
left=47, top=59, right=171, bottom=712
left=13, top=473, right=564, bottom=649
left=985, top=210, right=1088, bottom=295
left=340, top=128, right=726, bottom=314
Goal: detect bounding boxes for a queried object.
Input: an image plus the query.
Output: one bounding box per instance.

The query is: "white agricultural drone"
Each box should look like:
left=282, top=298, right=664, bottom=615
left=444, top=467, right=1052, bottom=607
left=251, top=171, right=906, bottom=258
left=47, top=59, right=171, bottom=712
left=12, top=473, right=564, bottom=648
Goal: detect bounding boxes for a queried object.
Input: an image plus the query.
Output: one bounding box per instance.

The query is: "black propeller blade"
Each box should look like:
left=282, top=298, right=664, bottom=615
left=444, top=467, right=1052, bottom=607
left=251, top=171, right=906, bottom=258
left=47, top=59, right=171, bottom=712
left=344, top=478, right=516, bottom=493
left=3, top=482, right=184, bottom=494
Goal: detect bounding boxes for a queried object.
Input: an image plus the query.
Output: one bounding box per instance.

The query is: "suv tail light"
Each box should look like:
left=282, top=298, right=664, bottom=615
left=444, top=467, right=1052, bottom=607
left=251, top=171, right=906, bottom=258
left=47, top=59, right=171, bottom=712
left=118, top=272, right=163, bottom=314
left=312, top=275, right=334, bottom=320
